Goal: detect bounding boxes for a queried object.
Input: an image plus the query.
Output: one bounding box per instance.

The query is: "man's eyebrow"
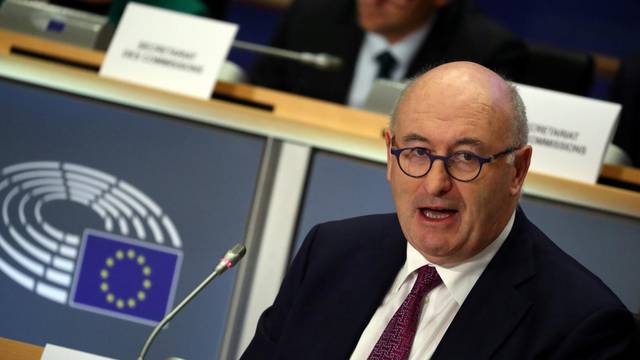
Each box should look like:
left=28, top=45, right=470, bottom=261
left=453, top=137, right=483, bottom=148
left=400, top=133, right=430, bottom=143
left=399, top=135, right=483, bottom=147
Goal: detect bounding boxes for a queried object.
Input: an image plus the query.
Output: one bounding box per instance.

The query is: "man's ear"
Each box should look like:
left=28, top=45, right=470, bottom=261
left=511, top=145, right=532, bottom=196
left=385, top=128, right=393, bottom=182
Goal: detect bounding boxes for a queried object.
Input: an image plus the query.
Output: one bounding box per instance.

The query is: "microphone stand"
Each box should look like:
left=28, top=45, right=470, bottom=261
left=137, top=244, right=246, bottom=360
left=232, top=40, right=343, bottom=70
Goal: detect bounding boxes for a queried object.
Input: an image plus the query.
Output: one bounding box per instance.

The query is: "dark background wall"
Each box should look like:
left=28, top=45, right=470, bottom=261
left=473, top=0, right=640, bottom=59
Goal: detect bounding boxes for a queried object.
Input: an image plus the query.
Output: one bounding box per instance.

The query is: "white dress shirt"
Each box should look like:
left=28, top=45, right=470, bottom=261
left=347, top=21, right=433, bottom=108
left=350, top=211, right=516, bottom=360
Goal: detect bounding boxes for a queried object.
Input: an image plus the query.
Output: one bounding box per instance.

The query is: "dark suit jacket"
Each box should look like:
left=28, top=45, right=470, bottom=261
left=241, top=210, right=637, bottom=359
left=248, top=0, right=528, bottom=104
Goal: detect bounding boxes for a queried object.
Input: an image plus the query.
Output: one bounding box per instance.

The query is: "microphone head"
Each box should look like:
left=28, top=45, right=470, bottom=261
left=215, top=243, right=246, bottom=273
left=226, top=243, right=246, bottom=262
left=314, top=53, right=343, bottom=70
left=299, top=52, right=343, bottom=70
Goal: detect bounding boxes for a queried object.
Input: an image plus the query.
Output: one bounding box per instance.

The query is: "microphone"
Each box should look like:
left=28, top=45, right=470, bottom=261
left=232, top=40, right=343, bottom=70
left=137, top=244, right=247, bottom=360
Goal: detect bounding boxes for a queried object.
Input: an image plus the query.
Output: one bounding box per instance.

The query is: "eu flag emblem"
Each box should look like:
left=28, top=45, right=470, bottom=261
left=70, top=231, right=182, bottom=325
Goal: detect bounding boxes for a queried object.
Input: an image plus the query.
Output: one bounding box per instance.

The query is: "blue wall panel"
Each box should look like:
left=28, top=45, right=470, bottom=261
left=0, top=78, right=265, bottom=359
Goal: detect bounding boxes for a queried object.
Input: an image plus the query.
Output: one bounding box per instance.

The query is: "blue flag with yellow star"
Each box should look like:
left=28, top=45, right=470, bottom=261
left=70, top=231, right=182, bottom=325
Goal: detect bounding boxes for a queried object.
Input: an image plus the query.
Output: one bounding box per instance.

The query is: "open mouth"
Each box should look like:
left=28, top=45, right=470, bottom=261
left=420, top=207, right=458, bottom=220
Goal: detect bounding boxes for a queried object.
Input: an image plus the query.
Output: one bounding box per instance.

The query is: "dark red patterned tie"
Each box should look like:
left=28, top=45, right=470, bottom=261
left=367, top=265, right=442, bottom=360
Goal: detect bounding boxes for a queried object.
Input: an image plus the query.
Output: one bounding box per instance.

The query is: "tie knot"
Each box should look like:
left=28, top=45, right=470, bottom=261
left=414, top=265, right=442, bottom=296
left=375, top=51, right=397, bottom=79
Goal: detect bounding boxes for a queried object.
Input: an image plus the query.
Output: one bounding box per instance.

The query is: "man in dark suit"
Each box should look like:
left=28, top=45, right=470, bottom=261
left=248, top=0, right=527, bottom=106
left=240, top=62, right=637, bottom=359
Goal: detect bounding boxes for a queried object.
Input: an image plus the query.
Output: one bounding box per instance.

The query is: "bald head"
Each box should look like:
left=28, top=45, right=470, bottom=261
left=391, top=62, right=528, bottom=148
left=385, top=62, right=533, bottom=265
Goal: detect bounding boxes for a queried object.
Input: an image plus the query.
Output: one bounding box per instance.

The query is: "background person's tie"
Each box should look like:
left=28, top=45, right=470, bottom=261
left=367, top=265, right=442, bottom=360
left=375, top=51, right=398, bottom=79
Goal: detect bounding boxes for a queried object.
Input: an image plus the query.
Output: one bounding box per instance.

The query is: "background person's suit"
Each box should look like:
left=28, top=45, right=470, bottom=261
left=241, top=210, right=636, bottom=359
left=248, top=0, right=528, bottom=104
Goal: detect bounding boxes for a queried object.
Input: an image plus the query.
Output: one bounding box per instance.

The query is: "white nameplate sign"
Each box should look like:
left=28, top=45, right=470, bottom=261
left=100, top=3, right=238, bottom=99
left=516, top=84, right=620, bottom=184
left=41, top=343, right=115, bottom=360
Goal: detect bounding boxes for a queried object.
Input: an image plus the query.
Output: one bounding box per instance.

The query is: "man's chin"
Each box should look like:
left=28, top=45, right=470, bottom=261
left=409, top=237, right=456, bottom=261
left=359, top=22, right=385, bottom=34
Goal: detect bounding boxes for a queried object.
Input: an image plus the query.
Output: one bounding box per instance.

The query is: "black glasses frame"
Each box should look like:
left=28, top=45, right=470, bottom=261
left=390, top=146, right=518, bottom=182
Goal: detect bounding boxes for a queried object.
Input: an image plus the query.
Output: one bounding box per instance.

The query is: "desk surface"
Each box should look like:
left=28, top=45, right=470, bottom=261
left=0, top=337, right=43, bottom=360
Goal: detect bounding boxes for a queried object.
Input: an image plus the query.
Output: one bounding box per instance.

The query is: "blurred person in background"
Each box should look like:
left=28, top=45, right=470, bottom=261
left=249, top=0, right=527, bottom=108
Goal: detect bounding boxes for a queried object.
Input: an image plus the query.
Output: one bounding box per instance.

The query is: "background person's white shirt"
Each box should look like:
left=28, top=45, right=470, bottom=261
left=347, top=21, right=432, bottom=109
left=349, top=211, right=516, bottom=360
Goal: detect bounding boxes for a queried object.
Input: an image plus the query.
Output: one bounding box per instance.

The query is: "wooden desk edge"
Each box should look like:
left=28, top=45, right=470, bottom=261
left=0, top=337, right=44, bottom=360
left=601, top=164, right=640, bottom=185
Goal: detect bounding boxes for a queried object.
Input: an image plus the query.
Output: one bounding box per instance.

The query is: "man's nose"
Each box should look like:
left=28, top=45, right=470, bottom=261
left=422, top=159, right=452, bottom=196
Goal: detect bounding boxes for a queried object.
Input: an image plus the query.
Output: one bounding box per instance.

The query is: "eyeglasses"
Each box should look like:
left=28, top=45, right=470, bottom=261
left=390, top=146, right=518, bottom=182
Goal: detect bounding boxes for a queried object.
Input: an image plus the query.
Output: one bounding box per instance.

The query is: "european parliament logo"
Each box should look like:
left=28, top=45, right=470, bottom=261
left=70, top=231, right=182, bottom=325
left=0, top=161, right=183, bottom=325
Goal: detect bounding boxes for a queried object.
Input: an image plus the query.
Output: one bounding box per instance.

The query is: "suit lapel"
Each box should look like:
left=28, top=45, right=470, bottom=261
left=332, top=3, right=364, bottom=104
left=316, top=22, right=363, bottom=104
left=292, top=2, right=363, bottom=104
left=432, top=209, right=536, bottom=359
left=322, top=217, right=407, bottom=359
left=329, top=26, right=364, bottom=104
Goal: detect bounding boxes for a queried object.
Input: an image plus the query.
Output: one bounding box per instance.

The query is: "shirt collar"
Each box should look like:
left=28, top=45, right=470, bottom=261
left=398, top=210, right=516, bottom=305
left=362, top=18, right=433, bottom=76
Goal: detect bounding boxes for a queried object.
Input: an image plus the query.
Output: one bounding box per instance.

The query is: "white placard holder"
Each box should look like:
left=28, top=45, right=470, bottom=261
left=41, top=344, right=115, bottom=360
left=99, top=3, right=238, bottom=99
left=516, top=84, right=621, bottom=184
